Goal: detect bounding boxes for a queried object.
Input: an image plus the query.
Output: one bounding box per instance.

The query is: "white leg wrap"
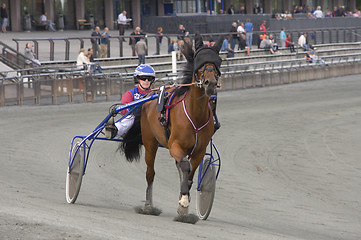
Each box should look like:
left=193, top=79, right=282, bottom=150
left=179, top=194, right=189, bottom=208
left=115, top=115, right=135, bottom=137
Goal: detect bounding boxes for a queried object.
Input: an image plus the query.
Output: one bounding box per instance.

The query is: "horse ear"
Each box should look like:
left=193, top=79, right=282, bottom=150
left=181, top=40, right=194, bottom=62
left=194, top=33, right=203, bottom=50
left=212, top=35, right=224, bottom=53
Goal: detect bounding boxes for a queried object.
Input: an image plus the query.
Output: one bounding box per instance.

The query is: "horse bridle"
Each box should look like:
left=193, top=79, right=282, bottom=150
left=194, top=63, right=221, bottom=88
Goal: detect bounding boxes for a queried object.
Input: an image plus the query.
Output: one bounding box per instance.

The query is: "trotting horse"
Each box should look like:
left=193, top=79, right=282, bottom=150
left=119, top=34, right=223, bottom=221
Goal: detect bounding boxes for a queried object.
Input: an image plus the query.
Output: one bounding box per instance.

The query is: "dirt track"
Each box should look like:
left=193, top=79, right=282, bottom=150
left=1, top=75, right=361, bottom=240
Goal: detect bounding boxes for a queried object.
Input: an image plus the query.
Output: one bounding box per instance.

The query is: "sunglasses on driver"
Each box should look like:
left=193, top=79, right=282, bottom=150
left=138, top=76, right=155, bottom=82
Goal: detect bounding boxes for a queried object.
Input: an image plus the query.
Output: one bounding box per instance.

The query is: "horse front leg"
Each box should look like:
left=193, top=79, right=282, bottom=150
left=176, top=157, right=193, bottom=215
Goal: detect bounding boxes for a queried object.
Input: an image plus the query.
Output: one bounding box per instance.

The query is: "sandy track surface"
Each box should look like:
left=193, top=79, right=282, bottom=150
left=1, top=75, right=361, bottom=240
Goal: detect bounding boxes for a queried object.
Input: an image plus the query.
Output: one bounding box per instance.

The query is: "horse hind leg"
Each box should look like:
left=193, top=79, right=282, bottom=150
left=176, top=157, right=193, bottom=215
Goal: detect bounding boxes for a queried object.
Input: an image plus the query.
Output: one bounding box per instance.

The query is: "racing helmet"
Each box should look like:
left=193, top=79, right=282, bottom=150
left=133, top=64, right=156, bottom=84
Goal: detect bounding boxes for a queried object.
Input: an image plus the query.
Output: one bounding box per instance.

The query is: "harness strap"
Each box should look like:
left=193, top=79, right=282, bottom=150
left=164, top=91, right=188, bottom=109
left=182, top=100, right=211, bottom=158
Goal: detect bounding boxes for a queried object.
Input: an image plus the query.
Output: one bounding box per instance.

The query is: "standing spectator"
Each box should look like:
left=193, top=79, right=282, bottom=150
left=1, top=3, right=8, bottom=33
left=238, top=34, right=250, bottom=56
left=135, top=37, right=147, bottom=65
left=259, top=21, right=267, bottom=48
left=230, top=22, right=238, bottom=51
left=24, top=43, right=41, bottom=67
left=244, top=19, right=254, bottom=49
left=286, top=34, right=295, bottom=52
left=40, top=12, right=56, bottom=31
left=280, top=27, right=287, bottom=48
left=227, top=4, right=234, bottom=14
left=177, top=24, right=188, bottom=40
left=253, top=4, right=258, bottom=14
left=90, top=26, right=101, bottom=58
left=129, top=26, right=146, bottom=56
left=100, top=27, right=110, bottom=58
left=332, top=6, right=338, bottom=17
left=257, top=3, right=264, bottom=14
left=87, top=48, right=102, bottom=73
left=237, top=6, right=245, bottom=14
left=313, top=6, right=324, bottom=18
left=325, top=8, right=333, bottom=17
left=76, top=48, right=90, bottom=70
left=154, top=27, right=163, bottom=55
left=117, top=11, right=132, bottom=40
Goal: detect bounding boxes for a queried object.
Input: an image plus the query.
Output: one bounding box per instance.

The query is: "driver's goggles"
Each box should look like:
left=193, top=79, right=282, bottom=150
left=138, top=76, right=155, bottom=82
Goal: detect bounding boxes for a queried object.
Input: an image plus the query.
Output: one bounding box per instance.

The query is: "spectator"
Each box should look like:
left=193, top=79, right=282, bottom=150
left=260, top=21, right=267, bottom=36
left=168, top=39, right=176, bottom=53
left=237, top=6, right=245, bottom=14
left=260, top=35, right=275, bottom=54
left=24, top=43, right=41, bottom=67
left=205, top=38, right=214, bottom=47
left=286, top=34, right=296, bottom=53
left=332, top=6, right=338, bottom=17
left=40, top=12, right=55, bottom=31
left=174, top=39, right=184, bottom=60
left=100, top=27, right=110, bottom=58
left=238, top=34, right=250, bottom=56
left=253, top=4, right=258, bottom=14
left=90, top=26, right=101, bottom=58
left=339, top=6, right=346, bottom=17
left=230, top=22, right=238, bottom=51
left=87, top=48, right=102, bottom=73
left=313, top=6, right=324, bottom=18
left=325, top=8, right=333, bottom=17
left=280, top=27, right=287, bottom=48
left=305, top=49, right=326, bottom=66
left=155, top=27, right=163, bottom=54
left=221, top=35, right=234, bottom=58
left=1, top=3, right=8, bottom=33
left=117, top=11, right=132, bottom=39
left=135, top=37, right=147, bottom=65
left=76, top=48, right=90, bottom=71
left=129, top=26, right=146, bottom=56
left=258, top=3, right=264, bottom=14
left=244, top=19, right=254, bottom=49
left=353, top=9, right=361, bottom=17
left=237, top=22, right=245, bottom=37
left=269, top=34, right=278, bottom=51
left=227, top=4, right=234, bottom=14
left=177, top=24, right=188, bottom=40
left=298, top=32, right=312, bottom=50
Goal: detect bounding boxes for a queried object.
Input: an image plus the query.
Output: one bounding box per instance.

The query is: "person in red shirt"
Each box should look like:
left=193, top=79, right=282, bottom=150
left=285, top=34, right=296, bottom=53
left=105, top=64, right=155, bottom=138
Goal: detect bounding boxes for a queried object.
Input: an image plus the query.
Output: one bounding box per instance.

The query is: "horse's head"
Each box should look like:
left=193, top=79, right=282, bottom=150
left=192, top=34, right=224, bottom=96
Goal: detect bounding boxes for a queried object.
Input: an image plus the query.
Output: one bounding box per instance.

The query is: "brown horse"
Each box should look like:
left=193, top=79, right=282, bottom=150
left=119, top=34, right=223, bottom=220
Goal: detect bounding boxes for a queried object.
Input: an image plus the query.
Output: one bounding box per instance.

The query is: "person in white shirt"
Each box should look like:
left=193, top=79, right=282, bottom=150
left=298, top=32, right=311, bottom=50
left=313, top=6, right=324, bottom=18
left=40, top=12, right=55, bottom=31
left=117, top=11, right=132, bottom=39
left=76, top=48, right=90, bottom=71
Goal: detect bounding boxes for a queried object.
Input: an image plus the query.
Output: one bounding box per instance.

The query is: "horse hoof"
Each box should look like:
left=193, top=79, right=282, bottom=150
left=174, top=213, right=199, bottom=224
left=134, top=205, right=162, bottom=216
left=177, top=204, right=189, bottom=216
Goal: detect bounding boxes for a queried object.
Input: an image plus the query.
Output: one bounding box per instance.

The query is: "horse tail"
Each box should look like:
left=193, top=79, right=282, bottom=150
left=118, top=107, right=143, bottom=162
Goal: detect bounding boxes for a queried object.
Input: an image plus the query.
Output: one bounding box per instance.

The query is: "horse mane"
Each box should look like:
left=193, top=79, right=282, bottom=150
left=175, top=40, right=194, bottom=96
left=117, top=107, right=143, bottom=162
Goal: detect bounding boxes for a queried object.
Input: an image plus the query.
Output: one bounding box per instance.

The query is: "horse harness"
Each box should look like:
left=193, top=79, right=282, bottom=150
left=157, top=87, right=212, bottom=159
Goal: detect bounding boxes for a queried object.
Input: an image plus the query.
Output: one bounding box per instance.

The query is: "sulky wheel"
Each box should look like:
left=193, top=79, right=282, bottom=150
left=66, top=141, right=85, bottom=204
left=196, top=157, right=216, bottom=220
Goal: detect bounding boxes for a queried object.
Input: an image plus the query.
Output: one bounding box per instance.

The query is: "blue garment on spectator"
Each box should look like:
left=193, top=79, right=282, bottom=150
left=280, top=30, right=287, bottom=40
left=244, top=22, right=254, bottom=33
left=100, top=32, right=110, bottom=44
left=221, top=39, right=229, bottom=51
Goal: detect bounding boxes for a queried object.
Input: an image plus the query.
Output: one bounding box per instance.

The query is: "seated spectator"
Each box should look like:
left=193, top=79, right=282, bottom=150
left=221, top=35, right=234, bottom=58
left=205, top=38, right=214, bottom=47
left=305, top=49, right=326, bottom=66
left=285, top=34, right=295, bottom=53
left=298, top=32, right=312, bottom=50
left=259, top=35, right=275, bottom=54
left=269, top=34, right=278, bottom=51
left=76, top=48, right=90, bottom=71
left=87, top=48, right=102, bottom=73
left=174, top=39, right=184, bottom=60
left=40, top=12, right=55, bottom=31
left=168, top=39, right=176, bottom=53
left=24, top=43, right=41, bottom=67
left=353, top=9, right=361, bottom=17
